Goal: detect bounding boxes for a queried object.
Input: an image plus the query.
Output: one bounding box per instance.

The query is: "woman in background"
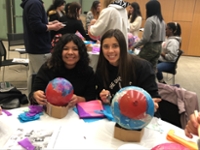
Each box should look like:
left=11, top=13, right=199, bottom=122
left=86, top=1, right=101, bottom=32
left=47, top=0, right=66, bottom=21
left=156, top=22, right=182, bottom=83
left=132, top=0, right=165, bottom=70
left=30, top=34, right=96, bottom=107
left=47, top=0, right=66, bottom=39
left=95, top=29, right=161, bottom=116
left=58, top=2, right=91, bottom=40
left=128, top=2, right=142, bottom=37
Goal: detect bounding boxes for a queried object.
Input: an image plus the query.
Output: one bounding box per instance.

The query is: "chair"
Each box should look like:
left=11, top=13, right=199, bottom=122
left=7, top=33, right=27, bottom=58
left=0, top=40, right=28, bottom=82
left=163, top=49, right=183, bottom=84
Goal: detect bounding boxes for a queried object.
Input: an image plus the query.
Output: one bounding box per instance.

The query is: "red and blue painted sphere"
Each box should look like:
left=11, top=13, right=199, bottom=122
left=45, top=77, right=74, bottom=106
left=111, top=86, right=154, bottom=130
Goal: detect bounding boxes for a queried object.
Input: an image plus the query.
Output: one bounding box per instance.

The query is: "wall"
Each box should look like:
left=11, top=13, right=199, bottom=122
left=100, top=0, right=200, bottom=56
left=0, top=0, right=8, bottom=39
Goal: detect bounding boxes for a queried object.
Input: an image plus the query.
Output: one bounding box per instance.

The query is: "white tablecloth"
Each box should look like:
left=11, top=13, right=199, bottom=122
left=0, top=107, right=198, bottom=149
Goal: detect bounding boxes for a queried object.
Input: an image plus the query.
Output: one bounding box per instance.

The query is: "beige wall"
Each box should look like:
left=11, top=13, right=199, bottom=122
left=100, top=0, right=200, bottom=56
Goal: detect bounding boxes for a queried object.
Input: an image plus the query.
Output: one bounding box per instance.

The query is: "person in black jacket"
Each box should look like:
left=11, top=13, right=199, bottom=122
left=47, top=0, right=66, bottom=39
left=20, top=0, right=64, bottom=95
left=29, top=34, right=96, bottom=108
left=58, top=2, right=91, bottom=40
left=95, top=29, right=161, bottom=114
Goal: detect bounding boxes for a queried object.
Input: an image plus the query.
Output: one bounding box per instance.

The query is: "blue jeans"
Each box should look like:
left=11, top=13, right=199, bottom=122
left=156, top=61, right=175, bottom=80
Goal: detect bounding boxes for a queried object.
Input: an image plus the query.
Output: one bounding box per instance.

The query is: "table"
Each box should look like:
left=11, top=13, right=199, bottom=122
left=0, top=107, right=198, bottom=149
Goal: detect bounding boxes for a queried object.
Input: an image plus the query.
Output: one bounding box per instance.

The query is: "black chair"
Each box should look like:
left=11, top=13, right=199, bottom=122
left=0, top=40, right=28, bottom=82
left=163, top=49, right=183, bottom=84
left=7, top=33, right=27, bottom=58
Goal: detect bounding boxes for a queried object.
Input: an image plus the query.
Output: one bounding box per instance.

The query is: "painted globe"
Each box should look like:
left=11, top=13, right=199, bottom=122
left=127, top=33, right=141, bottom=49
left=111, top=86, right=154, bottom=130
left=45, top=77, right=74, bottom=106
left=128, top=32, right=135, bottom=49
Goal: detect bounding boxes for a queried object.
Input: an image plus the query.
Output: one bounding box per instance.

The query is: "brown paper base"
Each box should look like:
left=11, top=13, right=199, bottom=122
left=114, top=124, right=144, bottom=142
left=45, top=102, right=69, bottom=119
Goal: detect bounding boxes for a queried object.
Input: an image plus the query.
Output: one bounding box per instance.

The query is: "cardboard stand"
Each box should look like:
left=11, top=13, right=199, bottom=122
left=114, top=123, right=144, bottom=142
left=45, top=102, right=69, bottom=119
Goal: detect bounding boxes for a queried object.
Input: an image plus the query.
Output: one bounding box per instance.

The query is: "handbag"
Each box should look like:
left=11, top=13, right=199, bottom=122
left=0, top=82, right=28, bottom=109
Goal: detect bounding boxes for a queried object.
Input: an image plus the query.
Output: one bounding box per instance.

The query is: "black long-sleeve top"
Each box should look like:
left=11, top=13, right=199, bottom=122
left=95, top=57, right=160, bottom=102
left=58, top=16, right=91, bottom=40
left=30, top=62, right=96, bottom=104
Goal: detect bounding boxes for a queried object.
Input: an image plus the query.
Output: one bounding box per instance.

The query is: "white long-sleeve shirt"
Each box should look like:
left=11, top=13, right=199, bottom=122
left=89, top=4, right=129, bottom=46
left=129, top=16, right=142, bottom=36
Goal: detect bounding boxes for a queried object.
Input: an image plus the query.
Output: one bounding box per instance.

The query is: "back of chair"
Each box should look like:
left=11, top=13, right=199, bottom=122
left=0, top=40, right=7, bottom=61
left=166, top=49, right=183, bottom=75
left=7, top=33, right=25, bottom=51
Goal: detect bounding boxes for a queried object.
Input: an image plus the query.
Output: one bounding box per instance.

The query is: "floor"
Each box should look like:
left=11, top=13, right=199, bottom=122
left=1, top=41, right=200, bottom=107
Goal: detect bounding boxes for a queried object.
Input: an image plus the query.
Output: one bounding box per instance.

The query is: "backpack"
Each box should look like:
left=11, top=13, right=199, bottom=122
left=0, top=82, right=28, bottom=109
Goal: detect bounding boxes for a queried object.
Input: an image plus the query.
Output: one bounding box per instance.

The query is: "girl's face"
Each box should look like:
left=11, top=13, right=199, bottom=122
left=166, top=25, right=173, bottom=37
left=58, top=3, right=65, bottom=11
left=102, top=37, right=120, bottom=66
left=77, top=8, right=81, bottom=15
left=129, top=5, right=134, bottom=14
left=62, top=41, right=80, bottom=69
left=96, top=4, right=101, bottom=12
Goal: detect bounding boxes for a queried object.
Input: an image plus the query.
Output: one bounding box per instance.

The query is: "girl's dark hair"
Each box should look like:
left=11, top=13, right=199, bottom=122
left=130, top=2, right=142, bottom=23
left=64, top=3, right=71, bottom=15
left=91, top=1, right=100, bottom=19
left=146, top=0, right=163, bottom=22
left=47, top=0, right=66, bottom=14
left=167, top=22, right=182, bottom=36
left=96, top=29, right=136, bottom=88
left=47, top=34, right=89, bottom=72
left=67, top=2, right=81, bottom=19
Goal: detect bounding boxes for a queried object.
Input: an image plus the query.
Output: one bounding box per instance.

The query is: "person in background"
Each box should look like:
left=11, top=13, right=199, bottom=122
left=65, top=3, right=71, bottom=15
left=47, top=0, right=66, bottom=39
left=86, top=1, right=101, bottom=32
left=185, top=113, right=200, bottom=138
left=88, top=0, right=129, bottom=45
left=95, top=29, right=161, bottom=116
left=58, top=2, right=91, bottom=40
left=156, top=22, right=182, bottom=83
left=29, top=34, right=96, bottom=107
left=20, top=0, right=64, bottom=95
left=128, top=2, right=142, bottom=37
left=47, top=0, right=66, bottom=21
left=132, top=0, right=165, bottom=70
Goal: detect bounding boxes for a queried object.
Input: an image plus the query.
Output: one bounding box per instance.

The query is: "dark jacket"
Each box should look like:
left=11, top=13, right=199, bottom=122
left=29, top=62, right=96, bottom=104
left=95, top=57, right=160, bottom=102
left=58, top=16, right=91, bottom=40
left=21, top=0, right=51, bottom=54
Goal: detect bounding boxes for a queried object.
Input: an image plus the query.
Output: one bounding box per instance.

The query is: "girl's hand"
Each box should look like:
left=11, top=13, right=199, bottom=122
left=152, top=98, right=161, bottom=112
left=33, top=90, right=47, bottom=105
left=100, top=89, right=111, bottom=104
left=68, top=94, right=78, bottom=108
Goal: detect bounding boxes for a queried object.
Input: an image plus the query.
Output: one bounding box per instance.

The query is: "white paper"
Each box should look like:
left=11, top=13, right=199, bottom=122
left=15, top=48, right=26, bottom=52
left=3, top=126, right=60, bottom=150
left=12, top=58, right=29, bottom=63
left=139, top=28, right=144, bottom=31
